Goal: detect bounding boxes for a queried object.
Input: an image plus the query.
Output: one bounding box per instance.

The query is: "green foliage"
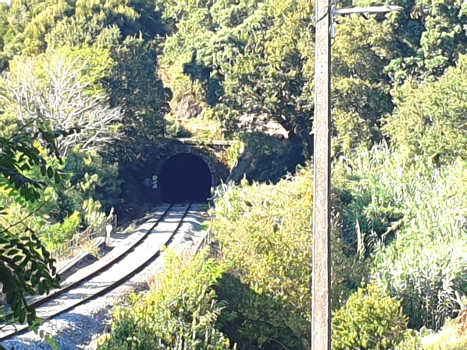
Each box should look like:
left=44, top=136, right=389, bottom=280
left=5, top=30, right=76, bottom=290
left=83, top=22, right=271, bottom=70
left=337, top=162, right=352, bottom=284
left=372, top=158, right=467, bottom=330
left=103, top=35, right=169, bottom=164
left=211, top=169, right=313, bottom=348
left=396, top=319, right=467, bottom=350
left=61, top=148, right=122, bottom=215
left=332, top=15, right=397, bottom=155
left=212, top=167, right=376, bottom=350
left=333, top=144, right=406, bottom=252
left=0, top=1, right=465, bottom=347
left=3, top=47, right=122, bottom=154
left=41, top=211, right=81, bottom=250
left=0, top=0, right=165, bottom=60
left=222, top=138, right=244, bottom=169
left=0, top=132, right=63, bottom=206
left=332, top=283, right=408, bottom=350
left=0, top=43, right=122, bottom=252
left=165, top=111, right=225, bottom=141
left=215, top=274, right=304, bottom=350
left=211, top=165, right=366, bottom=348
left=158, top=0, right=315, bottom=155
left=228, top=133, right=305, bottom=184
left=0, top=231, right=60, bottom=326
left=0, top=126, right=61, bottom=329
left=395, top=330, right=423, bottom=350
left=360, top=0, right=467, bottom=81
left=384, top=55, right=467, bottom=164
left=97, top=248, right=232, bottom=350
left=1, top=144, right=120, bottom=251
left=334, top=143, right=467, bottom=331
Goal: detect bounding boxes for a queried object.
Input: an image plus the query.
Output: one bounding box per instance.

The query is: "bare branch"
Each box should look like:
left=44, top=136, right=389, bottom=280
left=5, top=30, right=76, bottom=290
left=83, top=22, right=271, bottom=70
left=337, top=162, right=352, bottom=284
left=0, top=53, right=123, bottom=157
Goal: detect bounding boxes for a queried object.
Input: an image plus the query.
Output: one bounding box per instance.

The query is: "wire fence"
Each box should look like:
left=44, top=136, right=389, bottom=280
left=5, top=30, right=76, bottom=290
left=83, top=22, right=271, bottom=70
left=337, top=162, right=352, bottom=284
left=52, top=214, right=117, bottom=262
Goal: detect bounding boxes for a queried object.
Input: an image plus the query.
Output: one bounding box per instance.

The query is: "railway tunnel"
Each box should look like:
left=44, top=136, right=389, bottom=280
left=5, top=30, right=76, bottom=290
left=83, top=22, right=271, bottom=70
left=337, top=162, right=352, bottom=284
left=159, top=153, right=212, bottom=203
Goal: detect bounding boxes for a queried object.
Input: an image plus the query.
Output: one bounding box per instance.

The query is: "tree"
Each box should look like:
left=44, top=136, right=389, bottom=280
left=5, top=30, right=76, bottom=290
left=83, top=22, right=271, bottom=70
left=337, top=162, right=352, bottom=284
left=384, top=54, right=467, bottom=164
left=103, top=35, right=170, bottom=163
left=0, top=47, right=123, bottom=158
left=157, top=0, right=315, bottom=156
left=0, top=0, right=166, bottom=68
left=332, top=15, right=398, bottom=155
left=0, top=124, right=62, bottom=329
left=355, top=0, right=467, bottom=82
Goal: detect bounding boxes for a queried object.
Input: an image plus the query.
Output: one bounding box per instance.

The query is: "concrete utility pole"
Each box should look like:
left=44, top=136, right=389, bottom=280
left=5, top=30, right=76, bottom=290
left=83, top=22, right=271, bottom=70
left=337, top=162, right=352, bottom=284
left=312, top=3, right=403, bottom=350
left=312, top=0, right=332, bottom=347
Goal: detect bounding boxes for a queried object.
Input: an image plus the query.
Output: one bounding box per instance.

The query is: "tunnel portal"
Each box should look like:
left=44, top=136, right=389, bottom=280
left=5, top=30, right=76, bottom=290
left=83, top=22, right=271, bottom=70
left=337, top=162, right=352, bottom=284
left=160, top=153, right=212, bottom=203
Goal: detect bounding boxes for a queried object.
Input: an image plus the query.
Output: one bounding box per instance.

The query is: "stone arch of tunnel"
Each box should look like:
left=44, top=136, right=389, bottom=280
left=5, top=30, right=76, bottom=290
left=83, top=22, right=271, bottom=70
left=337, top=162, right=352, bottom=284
left=159, top=153, right=212, bottom=203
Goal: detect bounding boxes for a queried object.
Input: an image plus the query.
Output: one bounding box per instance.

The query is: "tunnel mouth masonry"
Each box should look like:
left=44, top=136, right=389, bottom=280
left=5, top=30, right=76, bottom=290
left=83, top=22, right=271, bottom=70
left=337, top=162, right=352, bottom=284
left=159, top=153, right=212, bottom=204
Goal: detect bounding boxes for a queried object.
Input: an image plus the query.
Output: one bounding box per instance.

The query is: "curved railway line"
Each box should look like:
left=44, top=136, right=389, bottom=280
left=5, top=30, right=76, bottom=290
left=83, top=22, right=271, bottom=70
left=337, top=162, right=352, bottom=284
left=0, top=202, right=192, bottom=342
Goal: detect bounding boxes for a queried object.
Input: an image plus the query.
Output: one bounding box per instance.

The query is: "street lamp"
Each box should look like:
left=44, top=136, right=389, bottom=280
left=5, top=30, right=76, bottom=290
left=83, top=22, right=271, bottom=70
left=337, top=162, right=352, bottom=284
left=312, top=3, right=403, bottom=350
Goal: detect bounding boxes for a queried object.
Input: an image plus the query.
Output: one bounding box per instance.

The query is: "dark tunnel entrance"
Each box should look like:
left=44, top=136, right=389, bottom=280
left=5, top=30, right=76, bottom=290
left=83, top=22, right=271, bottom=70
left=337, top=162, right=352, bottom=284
left=160, top=153, right=212, bottom=203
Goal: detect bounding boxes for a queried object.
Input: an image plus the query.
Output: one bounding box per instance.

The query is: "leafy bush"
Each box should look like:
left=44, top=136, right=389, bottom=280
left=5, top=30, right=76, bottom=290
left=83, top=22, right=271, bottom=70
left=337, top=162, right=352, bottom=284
left=395, top=330, right=423, bottom=350
left=61, top=148, right=122, bottom=215
left=215, top=274, right=304, bottom=350
left=97, top=248, right=232, bottom=350
left=398, top=319, right=467, bottom=350
left=384, top=54, right=467, bottom=164
left=211, top=165, right=366, bottom=349
left=228, top=133, right=305, bottom=184
left=211, top=167, right=313, bottom=348
left=332, top=283, right=408, bottom=350
left=335, top=144, right=467, bottom=330
left=41, top=211, right=81, bottom=250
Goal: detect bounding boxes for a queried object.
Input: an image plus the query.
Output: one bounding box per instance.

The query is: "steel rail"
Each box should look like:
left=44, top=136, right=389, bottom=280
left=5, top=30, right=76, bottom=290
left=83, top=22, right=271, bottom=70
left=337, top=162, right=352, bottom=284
left=0, top=202, right=192, bottom=342
left=1, top=204, right=173, bottom=322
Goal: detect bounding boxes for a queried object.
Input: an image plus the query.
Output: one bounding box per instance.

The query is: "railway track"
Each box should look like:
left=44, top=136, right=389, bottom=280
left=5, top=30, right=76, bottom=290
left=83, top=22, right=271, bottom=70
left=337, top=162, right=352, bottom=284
left=0, top=202, right=192, bottom=342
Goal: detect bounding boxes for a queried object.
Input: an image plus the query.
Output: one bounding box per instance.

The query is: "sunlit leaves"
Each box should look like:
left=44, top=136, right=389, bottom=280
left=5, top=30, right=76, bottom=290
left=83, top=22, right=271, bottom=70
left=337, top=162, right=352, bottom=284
left=0, top=231, right=60, bottom=326
left=333, top=283, right=408, bottom=350
left=384, top=54, right=467, bottom=164
left=158, top=0, right=315, bottom=155
left=211, top=167, right=314, bottom=346
left=334, top=143, right=467, bottom=331
left=0, top=133, right=64, bottom=204
left=97, top=248, right=232, bottom=350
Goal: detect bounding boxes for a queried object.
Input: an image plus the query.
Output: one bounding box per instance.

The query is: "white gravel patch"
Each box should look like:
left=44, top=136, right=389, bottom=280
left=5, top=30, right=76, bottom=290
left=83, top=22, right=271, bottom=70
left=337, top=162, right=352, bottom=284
left=1, top=205, right=210, bottom=350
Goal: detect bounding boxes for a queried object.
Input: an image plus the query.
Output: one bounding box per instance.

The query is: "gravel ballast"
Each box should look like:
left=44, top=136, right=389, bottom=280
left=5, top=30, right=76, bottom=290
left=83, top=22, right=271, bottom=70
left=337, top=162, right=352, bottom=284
left=1, top=205, right=210, bottom=350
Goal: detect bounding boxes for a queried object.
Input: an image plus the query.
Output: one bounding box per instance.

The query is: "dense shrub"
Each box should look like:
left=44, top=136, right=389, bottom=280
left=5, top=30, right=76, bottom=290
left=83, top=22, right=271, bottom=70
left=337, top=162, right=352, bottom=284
left=335, top=144, right=467, bottom=330
left=0, top=146, right=121, bottom=250
left=332, top=283, right=408, bottom=350
left=215, top=273, right=304, bottom=350
left=211, top=167, right=313, bottom=348
left=397, top=319, right=467, bottom=350
left=41, top=211, right=81, bottom=250
left=59, top=148, right=122, bottom=216
left=97, top=248, right=232, bottom=350
left=384, top=55, right=467, bottom=164
left=211, top=165, right=366, bottom=349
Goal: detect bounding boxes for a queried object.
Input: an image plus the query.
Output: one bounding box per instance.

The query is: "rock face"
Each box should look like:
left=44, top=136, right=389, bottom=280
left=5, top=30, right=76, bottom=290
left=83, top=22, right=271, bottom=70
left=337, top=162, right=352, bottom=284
left=237, top=113, right=288, bottom=139
left=177, top=94, right=203, bottom=119
left=227, top=149, right=255, bottom=183
left=228, top=133, right=306, bottom=185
